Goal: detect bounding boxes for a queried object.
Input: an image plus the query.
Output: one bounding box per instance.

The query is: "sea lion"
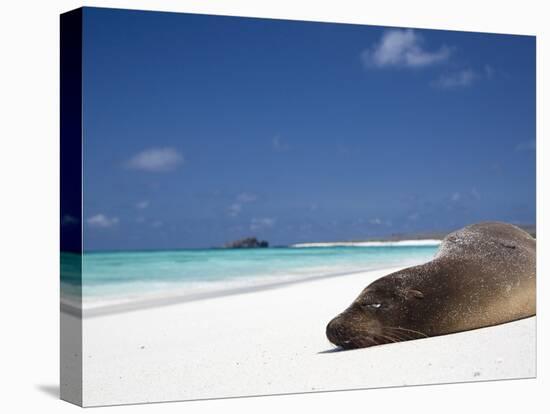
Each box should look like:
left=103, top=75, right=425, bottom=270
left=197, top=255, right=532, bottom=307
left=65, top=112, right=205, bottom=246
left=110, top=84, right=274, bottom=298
left=326, top=222, right=536, bottom=349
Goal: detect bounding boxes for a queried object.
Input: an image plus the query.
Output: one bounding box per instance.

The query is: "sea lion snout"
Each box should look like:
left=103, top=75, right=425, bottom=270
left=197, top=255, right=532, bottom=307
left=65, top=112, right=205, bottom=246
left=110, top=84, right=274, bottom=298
left=326, top=315, right=345, bottom=346
left=326, top=311, right=381, bottom=349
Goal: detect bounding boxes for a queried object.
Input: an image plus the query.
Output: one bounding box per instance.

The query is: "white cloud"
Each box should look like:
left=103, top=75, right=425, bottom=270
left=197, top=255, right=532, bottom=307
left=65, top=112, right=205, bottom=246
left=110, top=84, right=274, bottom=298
left=515, top=140, right=536, bottom=152
left=433, top=69, right=477, bottom=89
left=227, top=203, right=242, bottom=217
left=272, top=136, right=289, bottom=152
left=369, top=218, right=382, bottom=225
left=361, top=29, right=450, bottom=69
left=471, top=188, right=481, bottom=201
left=87, top=214, right=119, bottom=228
left=136, top=200, right=149, bottom=209
left=451, top=192, right=461, bottom=202
left=127, top=147, right=183, bottom=172
left=236, top=192, right=258, bottom=203
left=227, top=192, right=258, bottom=217
left=250, top=217, right=276, bottom=232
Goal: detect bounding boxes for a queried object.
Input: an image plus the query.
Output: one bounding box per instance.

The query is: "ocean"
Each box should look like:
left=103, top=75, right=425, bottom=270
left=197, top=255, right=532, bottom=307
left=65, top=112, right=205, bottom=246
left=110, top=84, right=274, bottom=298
left=61, top=244, right=439, bottom=309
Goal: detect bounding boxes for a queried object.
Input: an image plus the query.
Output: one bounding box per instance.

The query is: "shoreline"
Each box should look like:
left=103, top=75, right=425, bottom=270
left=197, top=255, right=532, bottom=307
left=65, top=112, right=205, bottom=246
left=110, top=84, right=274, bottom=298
left=291, top=239, right=442, bottom=248
left=64, top=264, right=416, bottom=318
left=69, top=238, right=444, bottom=255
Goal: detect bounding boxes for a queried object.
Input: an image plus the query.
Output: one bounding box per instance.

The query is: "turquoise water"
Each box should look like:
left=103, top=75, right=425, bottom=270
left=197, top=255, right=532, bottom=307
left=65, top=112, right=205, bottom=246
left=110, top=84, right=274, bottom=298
left=61, top=245, right=439, bottom=307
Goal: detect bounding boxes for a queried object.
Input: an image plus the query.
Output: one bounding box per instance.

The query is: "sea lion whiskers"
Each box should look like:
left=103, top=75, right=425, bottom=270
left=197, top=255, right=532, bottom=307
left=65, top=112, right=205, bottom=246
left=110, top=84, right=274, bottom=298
left=344, top=330, right=409, bottom=348
left=352, top=332, right=384, bottom=347
left=376, top=326, right=424, bottom=343
left=384, top=326, right=429, bottom=339
left=381, top=330, right=411, bottom=342
left=362, top=332, right=397, bottom=345
left=363, top=336, right=381, bottom=346
left=380, top=328, right=414, bottom=341
left=376, top=331, right=405, bottom=343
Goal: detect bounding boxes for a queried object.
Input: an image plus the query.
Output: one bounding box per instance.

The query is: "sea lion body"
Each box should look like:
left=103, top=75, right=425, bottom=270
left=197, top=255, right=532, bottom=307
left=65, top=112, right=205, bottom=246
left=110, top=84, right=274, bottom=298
left=326, top=222, right=536, bottom=349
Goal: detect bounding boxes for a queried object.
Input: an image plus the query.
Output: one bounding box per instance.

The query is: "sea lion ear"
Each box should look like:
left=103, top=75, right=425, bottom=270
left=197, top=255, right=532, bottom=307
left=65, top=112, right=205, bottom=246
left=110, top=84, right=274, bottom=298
left=405, top=289, right=424, bottom=300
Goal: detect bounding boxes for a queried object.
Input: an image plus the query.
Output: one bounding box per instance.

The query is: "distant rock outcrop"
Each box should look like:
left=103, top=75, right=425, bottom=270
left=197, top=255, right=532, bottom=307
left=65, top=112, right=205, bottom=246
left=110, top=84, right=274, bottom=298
left=224, top=237, right=269, bottom=248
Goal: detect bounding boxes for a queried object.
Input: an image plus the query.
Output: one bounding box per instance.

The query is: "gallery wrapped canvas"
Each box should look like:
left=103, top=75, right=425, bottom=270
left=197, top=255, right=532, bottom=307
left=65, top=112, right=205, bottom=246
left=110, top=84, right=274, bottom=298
left=60, top=7, right=536, bottom=407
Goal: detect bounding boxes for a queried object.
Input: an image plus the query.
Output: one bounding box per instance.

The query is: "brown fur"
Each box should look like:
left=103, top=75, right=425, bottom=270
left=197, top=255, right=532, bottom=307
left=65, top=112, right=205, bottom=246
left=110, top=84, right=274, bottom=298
left=326, top=222, right=536, bottom=349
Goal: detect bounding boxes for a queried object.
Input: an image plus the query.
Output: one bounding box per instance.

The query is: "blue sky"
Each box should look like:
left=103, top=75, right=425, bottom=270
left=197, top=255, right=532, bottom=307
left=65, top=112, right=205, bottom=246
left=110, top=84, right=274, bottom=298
left=80, top=7, right=535, bottom=250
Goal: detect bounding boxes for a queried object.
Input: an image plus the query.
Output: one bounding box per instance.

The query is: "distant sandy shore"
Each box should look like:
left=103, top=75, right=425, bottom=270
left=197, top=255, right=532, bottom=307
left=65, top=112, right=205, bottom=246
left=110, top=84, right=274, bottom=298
left=291, top=239, right=442, bottom=248
left=73, top=266, right=536, bottom=407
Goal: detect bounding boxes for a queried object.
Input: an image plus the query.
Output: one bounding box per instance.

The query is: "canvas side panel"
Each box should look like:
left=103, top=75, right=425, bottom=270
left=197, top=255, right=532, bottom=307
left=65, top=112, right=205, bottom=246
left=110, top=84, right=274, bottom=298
left=60, top=8, right=83, bottom=407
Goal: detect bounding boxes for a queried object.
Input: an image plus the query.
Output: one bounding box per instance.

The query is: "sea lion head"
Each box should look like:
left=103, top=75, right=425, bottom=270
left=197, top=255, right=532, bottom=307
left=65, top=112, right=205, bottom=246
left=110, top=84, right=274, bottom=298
left=326, top=272, right=428, bottom=349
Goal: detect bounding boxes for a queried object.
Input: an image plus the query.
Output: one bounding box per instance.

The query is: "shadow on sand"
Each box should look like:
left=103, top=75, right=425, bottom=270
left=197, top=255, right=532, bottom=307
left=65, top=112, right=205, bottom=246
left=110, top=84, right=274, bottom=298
left=318, top=347, right=346, bottom=354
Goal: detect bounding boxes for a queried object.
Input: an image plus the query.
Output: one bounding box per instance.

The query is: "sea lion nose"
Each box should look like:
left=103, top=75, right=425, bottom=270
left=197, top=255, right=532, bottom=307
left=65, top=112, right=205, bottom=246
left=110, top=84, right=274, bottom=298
left=326, top=316, right=345, bottom=346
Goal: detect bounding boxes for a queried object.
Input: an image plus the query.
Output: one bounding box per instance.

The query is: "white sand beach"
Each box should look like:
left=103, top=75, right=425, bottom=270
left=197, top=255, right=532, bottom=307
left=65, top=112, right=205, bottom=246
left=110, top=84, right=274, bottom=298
left=75, top=266, right=536, bottom=407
